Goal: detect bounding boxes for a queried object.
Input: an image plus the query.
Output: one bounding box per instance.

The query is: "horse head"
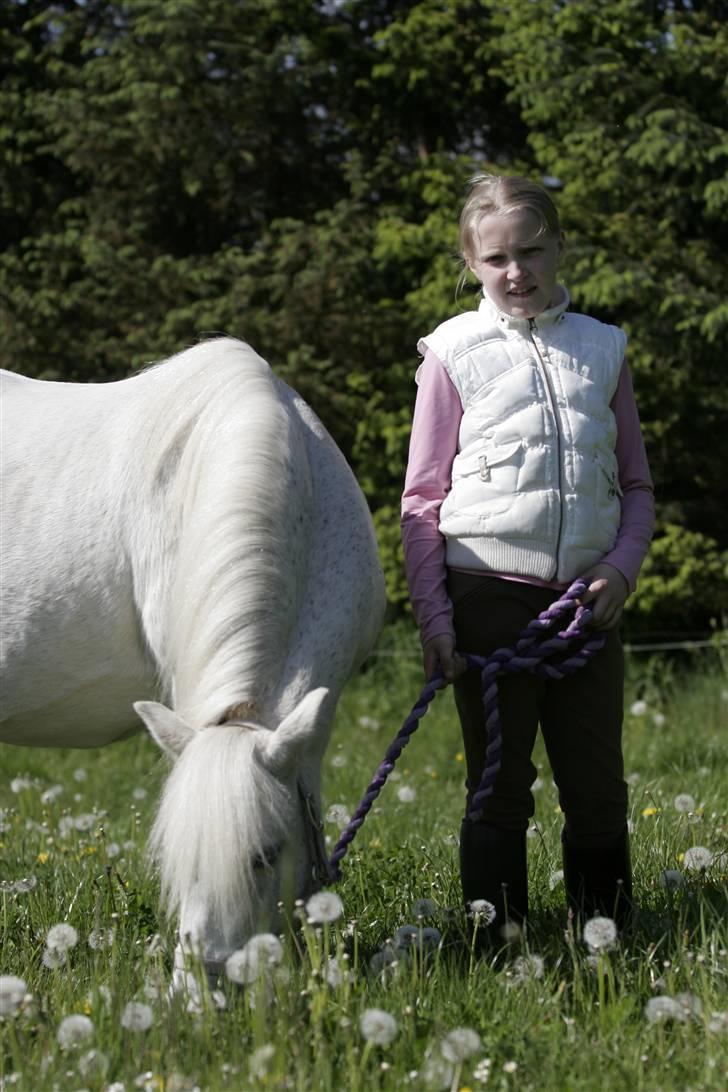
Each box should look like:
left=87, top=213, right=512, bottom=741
left=134, top=688, right=333, bottom=985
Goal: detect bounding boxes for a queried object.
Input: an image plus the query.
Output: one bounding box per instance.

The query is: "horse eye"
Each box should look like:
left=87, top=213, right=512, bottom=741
left=252, top=846, right=281, bottom=871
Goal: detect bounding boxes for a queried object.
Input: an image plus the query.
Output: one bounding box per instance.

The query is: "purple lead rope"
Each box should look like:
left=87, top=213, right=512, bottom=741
left=328, top=579, right=606, bottom=881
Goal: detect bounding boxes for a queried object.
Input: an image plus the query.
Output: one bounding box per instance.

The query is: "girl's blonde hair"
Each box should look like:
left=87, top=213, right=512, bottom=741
left=459, top=174, right=561, bottom=262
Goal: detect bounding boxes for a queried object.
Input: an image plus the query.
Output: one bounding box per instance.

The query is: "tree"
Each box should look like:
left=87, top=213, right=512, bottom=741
left=2, top=0, right=725, bottom=634
left=480, top=0, right=728, bottom=562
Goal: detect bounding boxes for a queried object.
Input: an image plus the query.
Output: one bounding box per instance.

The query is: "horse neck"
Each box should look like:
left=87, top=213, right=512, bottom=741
left=131, top=348, right=314, bottom=728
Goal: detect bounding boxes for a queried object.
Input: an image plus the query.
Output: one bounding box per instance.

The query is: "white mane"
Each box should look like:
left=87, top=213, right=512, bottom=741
left=150, top=725, right=289, bottom=939
left=133, top=340, right=312, bottom=728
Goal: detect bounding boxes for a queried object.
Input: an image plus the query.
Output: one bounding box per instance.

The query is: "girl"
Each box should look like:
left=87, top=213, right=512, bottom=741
left=401, top=175, right=654, bottom=940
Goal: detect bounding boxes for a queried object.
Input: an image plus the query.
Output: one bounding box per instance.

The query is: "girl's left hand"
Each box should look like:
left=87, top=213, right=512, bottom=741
left=578, top=563, right=629, bottom=630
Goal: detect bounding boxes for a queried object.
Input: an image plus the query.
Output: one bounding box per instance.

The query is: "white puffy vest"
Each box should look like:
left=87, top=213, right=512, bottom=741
left=419, top=290, right=627, bottom=583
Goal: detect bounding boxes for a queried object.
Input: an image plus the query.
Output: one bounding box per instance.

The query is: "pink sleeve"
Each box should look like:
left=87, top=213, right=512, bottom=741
left=400, top=350, right=462, bottom=645
left=601, top=362, right=655, bottom=591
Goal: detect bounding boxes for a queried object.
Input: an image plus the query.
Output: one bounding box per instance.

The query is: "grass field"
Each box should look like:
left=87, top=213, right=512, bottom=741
left=1, top=627, right=726, bottom=1092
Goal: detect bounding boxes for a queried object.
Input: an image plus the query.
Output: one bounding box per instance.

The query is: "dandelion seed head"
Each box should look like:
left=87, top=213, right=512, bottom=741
left=683, top=845, right=713, bottom=871
left=305, top=891, right=344, bottom=924
left=73, top=768, right=87, bottom=782
left=396, top=785, right=416, bottom=803
left=10, top=776, right=32, bottom=794
left=510, top=954, right=545, bottom=983
left=324, top=957, right=346, bottom=988
left=78, top=1048, right=109, bottom=1080
left=644, top=995, right=686, bottom=1024
left=412, top=897, right=438, bottom=919
left=41, top=784, right=64, bottom=804
left=652, top=712, right=666, bottom=727
left=0, top=975, right=27, bottom=1016
left=225, top=933, right=283, bottom=984
left=674, top=793, right=696, bottom=814
left=708, top=1011, right=728, bottom=1033
left=630, top=700, right=648, bottom=716
left=331, top=753, right=347, bottom=768
left=422, top=1053, right=454, bottom=1090
left=548, top=869, right=564, bottom=891
left=582, top=915, right=618, bottom=952
left=503, top=1059, right=518, bottom=1074
left=368, top=945, right=408, bottom=976
left=249, top=1044, right=275, bottom=1078
left=467, top=899, right=497, bottom=925
left=675, top=992, right=702, bottom=1019
left=360, top=1007, right=398, bottom=1045
left=57, top=1013, right=94, bottom=1049
left=13, top=875, right=37, bottom=893
left=47, top=922, right=79, bottom=952
left=325, top=803, right=350, bottom=826
left=393, top=924, right=441, bottom=951
left=120, top=1001, right=153, bottom=1031
left=42, top=946, right=68, bottom=969
left=87, top=927, right=115, bottom=950
left=440, top=1026, right=482, bottom=1062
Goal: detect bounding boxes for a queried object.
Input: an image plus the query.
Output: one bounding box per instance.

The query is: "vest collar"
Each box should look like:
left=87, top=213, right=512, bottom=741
left=478, top=284, right=570, bottom=332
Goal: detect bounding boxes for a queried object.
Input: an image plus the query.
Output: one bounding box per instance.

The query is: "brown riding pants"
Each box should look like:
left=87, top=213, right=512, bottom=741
left=448, top=571, right=628, bottom=850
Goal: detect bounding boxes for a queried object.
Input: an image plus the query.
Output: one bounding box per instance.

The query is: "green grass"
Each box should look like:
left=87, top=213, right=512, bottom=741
left=1, top=630, right=726, bottom=1091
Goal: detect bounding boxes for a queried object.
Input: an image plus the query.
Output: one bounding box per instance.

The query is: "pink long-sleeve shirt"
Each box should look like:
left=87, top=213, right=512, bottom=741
left=401, top=348, right=655, bottom=647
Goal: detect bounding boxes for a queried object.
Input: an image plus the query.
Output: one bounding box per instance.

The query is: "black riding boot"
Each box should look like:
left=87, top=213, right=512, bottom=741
left=459, top=819, right=528, bottom=948
left=562, top=827, right=633, bottom=930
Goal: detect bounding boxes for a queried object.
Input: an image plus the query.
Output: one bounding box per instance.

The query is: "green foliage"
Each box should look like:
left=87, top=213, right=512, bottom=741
left=625, top=522, right=728, bottom=635
left=1, top=0, right=727, bottom=636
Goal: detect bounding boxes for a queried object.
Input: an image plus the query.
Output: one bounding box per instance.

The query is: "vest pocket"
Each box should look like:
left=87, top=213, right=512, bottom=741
left=594, top=450, right=622, bottom=537
left=456, top=439, right=523, bottom=493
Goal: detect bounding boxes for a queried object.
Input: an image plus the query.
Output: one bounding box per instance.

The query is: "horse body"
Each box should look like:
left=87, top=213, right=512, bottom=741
left=1, top=339, right=385, bottom=974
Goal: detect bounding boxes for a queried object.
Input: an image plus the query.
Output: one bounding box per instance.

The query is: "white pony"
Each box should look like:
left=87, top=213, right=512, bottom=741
left=0, top=338, right=385, bottom=981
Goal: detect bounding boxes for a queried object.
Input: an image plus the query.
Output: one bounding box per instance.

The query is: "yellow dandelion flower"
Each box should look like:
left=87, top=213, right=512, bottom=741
left=84, top=846, right=97, bottom=855
left=430, top=770, right=439, bottom=779
left=370, top=838, right=381, bottom=848
left=83, top=999, right=92, bottom=1015
left=455, top=752, right=464, bottom=763
left=642, top=806, right=658, bottom=817
left=37, top=852, right=49, bottom=864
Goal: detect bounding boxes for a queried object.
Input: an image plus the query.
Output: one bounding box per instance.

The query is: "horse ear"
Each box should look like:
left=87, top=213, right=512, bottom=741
left=257, top=688, right=330, bottom=778
left=134, top=701, right=195, bottom=758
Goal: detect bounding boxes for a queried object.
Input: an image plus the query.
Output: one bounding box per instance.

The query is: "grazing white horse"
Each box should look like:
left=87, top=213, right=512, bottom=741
left=0, top=338, right=385, bottom=981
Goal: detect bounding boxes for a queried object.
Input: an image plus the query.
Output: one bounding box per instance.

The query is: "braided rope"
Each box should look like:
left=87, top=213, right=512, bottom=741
left=328, top=579, right=606, bottom=880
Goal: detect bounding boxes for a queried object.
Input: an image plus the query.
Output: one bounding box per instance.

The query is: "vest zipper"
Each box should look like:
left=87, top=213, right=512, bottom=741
left=528, top=319, right=563, bottom=580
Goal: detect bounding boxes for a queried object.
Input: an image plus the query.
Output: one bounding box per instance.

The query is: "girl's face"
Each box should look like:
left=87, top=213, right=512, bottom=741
left=467, top=208, right=564, bottom=320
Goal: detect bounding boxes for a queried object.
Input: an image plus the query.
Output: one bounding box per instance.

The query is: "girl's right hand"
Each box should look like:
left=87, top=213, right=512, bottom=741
left=423, top=634, right=467, bottom=683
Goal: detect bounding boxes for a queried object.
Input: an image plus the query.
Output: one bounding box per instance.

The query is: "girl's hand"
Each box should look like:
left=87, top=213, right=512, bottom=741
left=578, top=563, right=629, bottom=630
left=422, top=634, right=467, bottom=682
